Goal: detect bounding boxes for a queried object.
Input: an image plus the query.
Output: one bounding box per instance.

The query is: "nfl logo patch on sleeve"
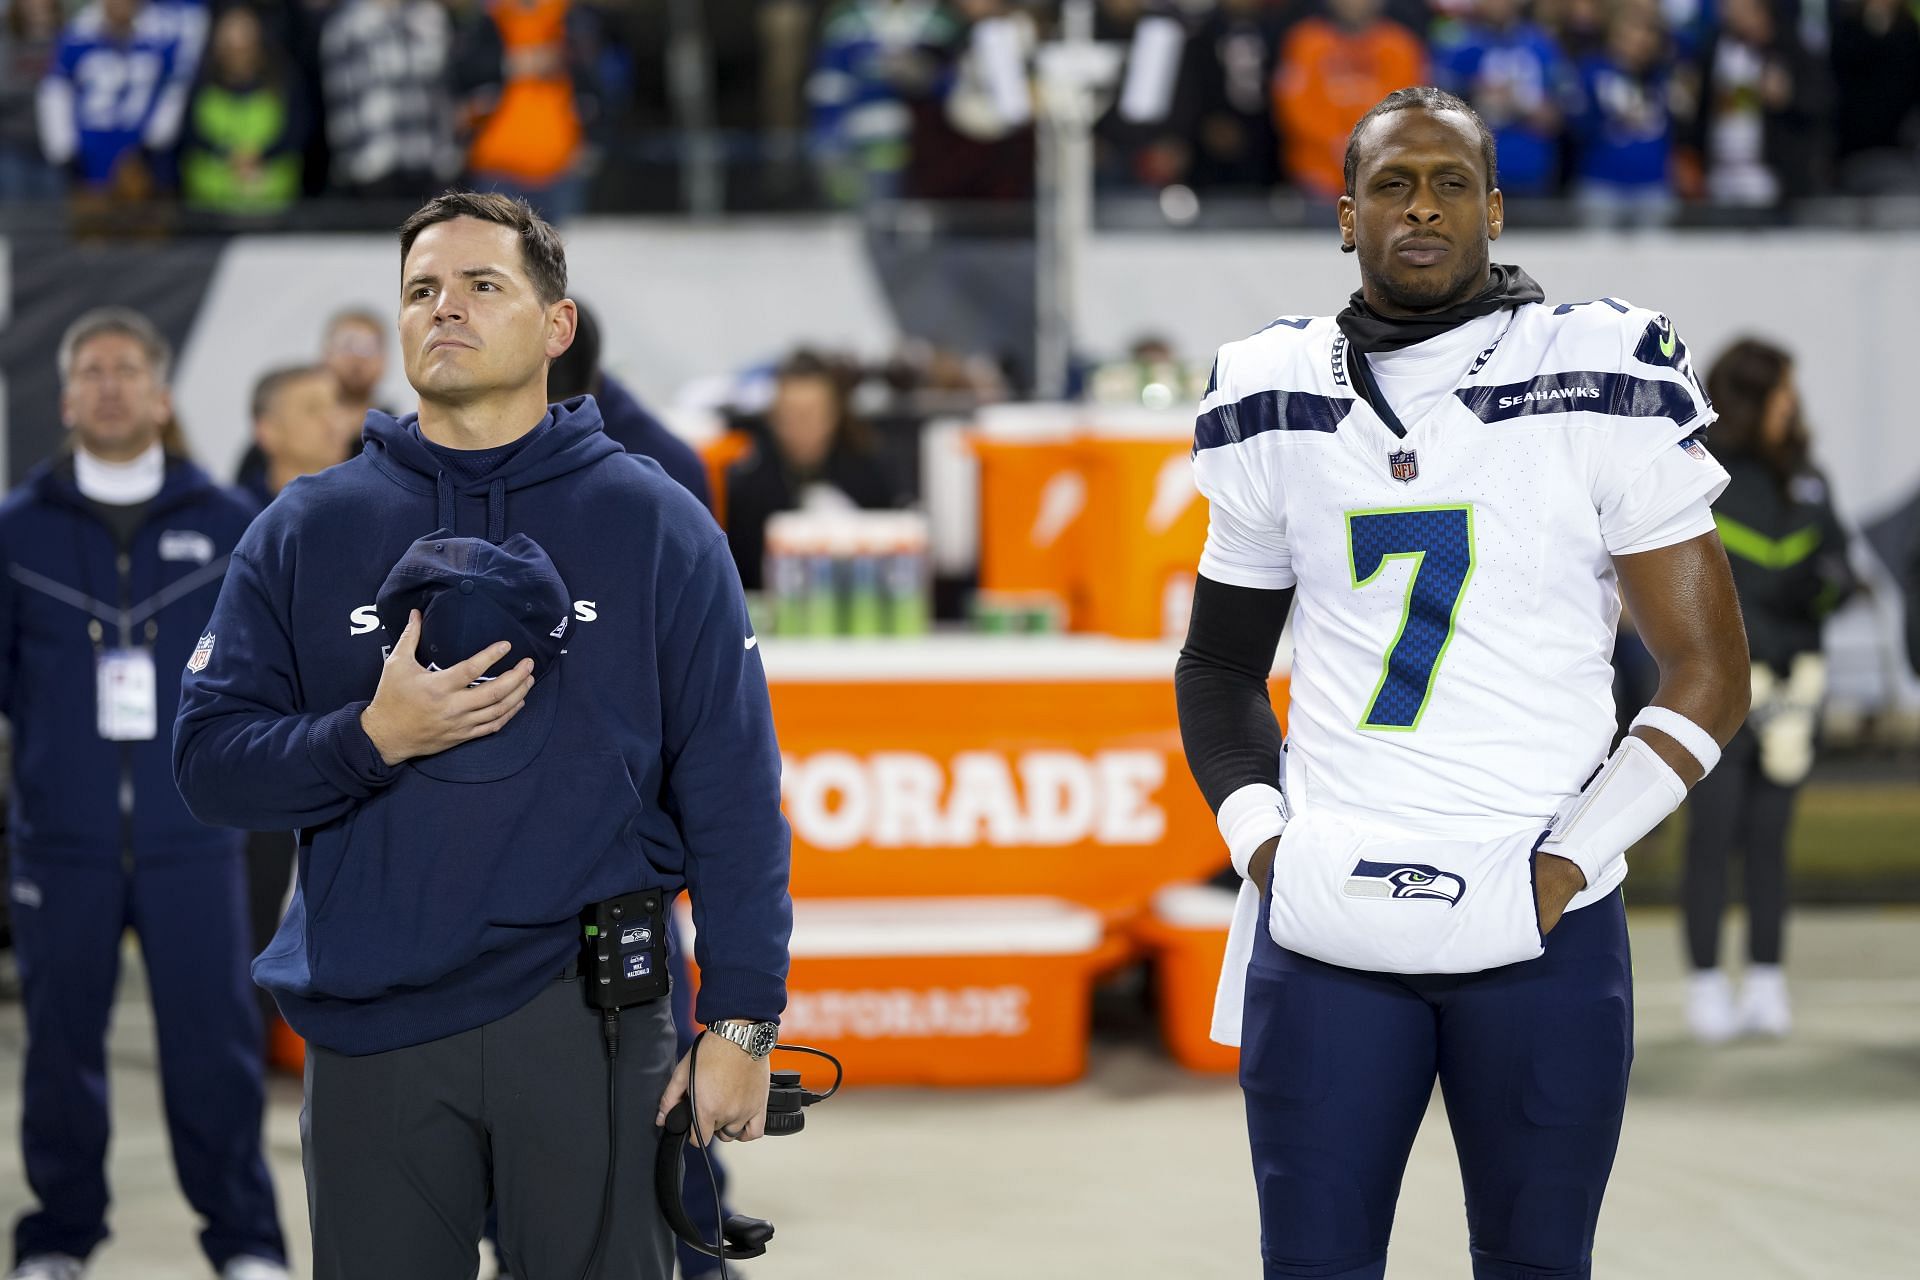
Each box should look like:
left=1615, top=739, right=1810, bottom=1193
left=187, top=633, right=215, bottom=673
left=1388, top=448, right=1419, bottom=484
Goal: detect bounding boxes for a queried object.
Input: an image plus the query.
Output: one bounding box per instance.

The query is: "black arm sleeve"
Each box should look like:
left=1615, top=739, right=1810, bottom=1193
left=1174, top=574, right=1295, bottom=814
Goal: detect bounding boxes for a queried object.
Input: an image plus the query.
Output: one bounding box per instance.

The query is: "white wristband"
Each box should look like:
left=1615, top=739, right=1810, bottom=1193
left=1216, top=782, right=1290, bottom=881
left=1539, top=736, right=1688, bottom=888
left=1629, top=705, right=1722, bottom=775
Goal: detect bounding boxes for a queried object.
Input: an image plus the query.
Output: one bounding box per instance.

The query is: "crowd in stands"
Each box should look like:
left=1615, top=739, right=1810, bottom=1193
left=2, top=0, right=1919, bottom=225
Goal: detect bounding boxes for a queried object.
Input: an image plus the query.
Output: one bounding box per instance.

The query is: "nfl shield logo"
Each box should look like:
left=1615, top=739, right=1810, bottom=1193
left=187, top=632, right=215, bottom=674
left=1388, top=448, right=1419, bottom=484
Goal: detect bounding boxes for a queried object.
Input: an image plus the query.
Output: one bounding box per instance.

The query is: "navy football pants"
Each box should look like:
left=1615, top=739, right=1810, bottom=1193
left=1241, top=892, right=1633, bottom=1279
left=8, top=854, right=285, bottom=1268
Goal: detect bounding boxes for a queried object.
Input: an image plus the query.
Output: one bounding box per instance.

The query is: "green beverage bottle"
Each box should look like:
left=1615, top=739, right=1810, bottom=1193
left=883, top=514, right=931, bottom=636
left=842, top=516, right=884, bottom=637
left=767, top=513, right=807, bottom=638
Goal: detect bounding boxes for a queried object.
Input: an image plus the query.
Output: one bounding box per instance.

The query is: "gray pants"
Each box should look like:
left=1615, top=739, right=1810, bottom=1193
left=302, top=978, right=677, bottom=1280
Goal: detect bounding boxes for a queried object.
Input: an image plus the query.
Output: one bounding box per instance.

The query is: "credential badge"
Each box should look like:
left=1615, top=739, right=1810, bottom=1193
left=1388, top=448, right=1419, bottom=484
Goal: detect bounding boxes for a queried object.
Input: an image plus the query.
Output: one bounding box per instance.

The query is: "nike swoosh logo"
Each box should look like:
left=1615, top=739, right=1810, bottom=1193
left=744, top=635, right=758, bottom=650
left=1659, top=327, right=1676, bottom=358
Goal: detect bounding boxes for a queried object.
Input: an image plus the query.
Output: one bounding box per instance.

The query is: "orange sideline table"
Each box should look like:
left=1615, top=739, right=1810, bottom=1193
left=762, top=635, right=1287, bottom=916
left=755, top=636, right=1289, bottom=1083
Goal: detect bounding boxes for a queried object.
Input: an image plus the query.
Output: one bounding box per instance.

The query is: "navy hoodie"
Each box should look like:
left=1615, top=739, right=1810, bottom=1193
left=0, top=454, right=254, bottom=866
left=174, top=397, right=792, bottom=1055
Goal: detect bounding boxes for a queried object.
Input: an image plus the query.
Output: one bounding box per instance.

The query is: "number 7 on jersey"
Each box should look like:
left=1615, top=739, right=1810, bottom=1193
left=1346, top=504, right=1476, bottom=732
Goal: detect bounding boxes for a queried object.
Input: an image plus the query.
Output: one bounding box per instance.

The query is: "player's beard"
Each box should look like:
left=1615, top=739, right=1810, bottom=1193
left=1365, top=237, right=1492, bottom=315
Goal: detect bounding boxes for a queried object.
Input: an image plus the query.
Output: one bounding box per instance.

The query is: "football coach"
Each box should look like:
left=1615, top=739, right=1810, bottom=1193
left=173, top=192, right=793, bottom=1279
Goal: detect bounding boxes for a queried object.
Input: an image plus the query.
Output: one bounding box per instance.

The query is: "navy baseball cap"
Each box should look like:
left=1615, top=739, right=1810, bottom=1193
left=375, top=531, right=572, bottom=783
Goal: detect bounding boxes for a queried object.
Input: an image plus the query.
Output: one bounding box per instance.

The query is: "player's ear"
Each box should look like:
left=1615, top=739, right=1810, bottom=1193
left=1338, top=195, right=1357, bottom=254
left=1487, top=188, right=1504, bottom=242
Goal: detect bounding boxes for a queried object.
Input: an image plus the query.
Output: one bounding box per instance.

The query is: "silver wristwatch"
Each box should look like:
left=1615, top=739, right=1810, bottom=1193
left=706, top=1019, right=779, bottom=1060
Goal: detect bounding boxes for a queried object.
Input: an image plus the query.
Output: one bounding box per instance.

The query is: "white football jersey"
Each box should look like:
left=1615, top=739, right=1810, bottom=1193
left=1194, top=298, right=1728, bottom=910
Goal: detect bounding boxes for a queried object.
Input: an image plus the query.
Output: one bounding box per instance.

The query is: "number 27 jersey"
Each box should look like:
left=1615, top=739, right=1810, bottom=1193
left=1193, top=299, right=1728, bottom=847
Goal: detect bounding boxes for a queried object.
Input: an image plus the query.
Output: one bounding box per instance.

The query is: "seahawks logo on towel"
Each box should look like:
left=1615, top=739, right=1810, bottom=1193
left=1343, top=860, right=1465, bottom=906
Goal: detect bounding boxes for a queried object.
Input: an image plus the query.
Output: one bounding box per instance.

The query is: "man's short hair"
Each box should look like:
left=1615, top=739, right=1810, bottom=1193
left=324, top=306, right=386, bottom=342
left=251, top=364, right=325, bottom=422
left=59, top=306, right=172, bottom=383
left=397, top=191, right=569, bottom=306
left=1343, top=86, right=1499, bottom=196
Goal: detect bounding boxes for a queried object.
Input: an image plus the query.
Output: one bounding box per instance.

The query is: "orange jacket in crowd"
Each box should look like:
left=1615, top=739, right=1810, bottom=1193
left=467, top=0, right=583, bottom=184
left=1273, top=17, right=1426, bottom=202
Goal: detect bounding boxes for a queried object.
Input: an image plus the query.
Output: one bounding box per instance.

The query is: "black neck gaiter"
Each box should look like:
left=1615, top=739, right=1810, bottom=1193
left=1336, top=263, right=1546, bottom=355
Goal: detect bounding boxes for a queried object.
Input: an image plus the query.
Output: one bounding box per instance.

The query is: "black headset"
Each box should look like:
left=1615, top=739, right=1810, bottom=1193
left=655, top=1039, right=843, bottom=1270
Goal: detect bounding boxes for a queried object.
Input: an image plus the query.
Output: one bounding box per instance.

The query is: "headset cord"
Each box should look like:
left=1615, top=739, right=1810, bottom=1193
left=575, top=1008, right=621, bottom=1280
left=686, top=1032, right=731, bottom=1280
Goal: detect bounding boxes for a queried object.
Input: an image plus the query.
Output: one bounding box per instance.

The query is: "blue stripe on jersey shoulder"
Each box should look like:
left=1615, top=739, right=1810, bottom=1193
left=1194, top=389, right=1354, bottom=451
left=1455, top=371, right=1698, bottom=426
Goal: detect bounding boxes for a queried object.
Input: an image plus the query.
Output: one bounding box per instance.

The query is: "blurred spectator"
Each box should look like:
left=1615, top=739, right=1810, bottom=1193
left=1567, top=1, right=1677, bottom=226
left=36, top=0, right=203, bottom=200
left=1683, top=337, right=1857, bottom=1043
left=1273, top=0, right=1425, bottom=201
left=444, top=0, right=505, bottom=152
left=241, top=307, right=383, bottom=499
left=807, top=0, right=958, bottom=205
left=1537, top=0, right=1609, bottom=63
left=546, top=301, right=713, bottom=508
left=180, top=3, right=308, bottom=216
left=319, top=0, right=459, bottom=199
left=725, top=350, right=902, bottom=590
left=321, top=305, right=392, bottom=428
left=234, top=361, right=350, bottom=1041
left=1170, top=0, right=1289, bottom=191
left=1829, top=0, right=1920, bottom=194
left=1092, top=0, right=1190, bottom=191
left=905, top=0, right=1036, bottom=201
left=239, top=363, right=350, bottom=508
left=1677, top=0, right=1823, bottom=206
left=1432, top=0, right=1569, bottom=197
left=465, top=0, right=605, bottom=223
left=0, top=306, right=287, bottom=1279
left=1, top=0, right=65, bottom=203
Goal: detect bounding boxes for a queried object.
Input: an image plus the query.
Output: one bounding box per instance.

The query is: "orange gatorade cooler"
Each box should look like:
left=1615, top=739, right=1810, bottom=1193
left=1074, top=413, right=1208, bottom=639
left=683, top=897, right=1113, bottom=1086
left=969, top=406, right=1204, bottom=638
left=970, top=405, right=1087, bottom=626
left=1138, top=883, right=1242, bottom=1074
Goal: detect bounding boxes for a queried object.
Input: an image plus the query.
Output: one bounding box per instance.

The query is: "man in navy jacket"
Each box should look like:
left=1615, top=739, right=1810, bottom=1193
left=173, top=192, right=792, bottom=1280
left=0, top=308, right=286, bottom=1280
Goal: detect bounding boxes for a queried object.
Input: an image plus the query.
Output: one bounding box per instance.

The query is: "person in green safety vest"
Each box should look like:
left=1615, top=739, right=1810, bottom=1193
left=1680, top=336, right=1859, bottom=1045
left=181, top=4, right=305, bottom=217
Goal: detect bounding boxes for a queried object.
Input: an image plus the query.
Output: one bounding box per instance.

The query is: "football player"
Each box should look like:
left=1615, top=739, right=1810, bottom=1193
left=1176, top=87, right=1750, bottom=1279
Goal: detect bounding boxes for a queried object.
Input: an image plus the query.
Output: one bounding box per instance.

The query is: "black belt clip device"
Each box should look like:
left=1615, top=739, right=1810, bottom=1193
left=580, top=890, right=671, bottom=1011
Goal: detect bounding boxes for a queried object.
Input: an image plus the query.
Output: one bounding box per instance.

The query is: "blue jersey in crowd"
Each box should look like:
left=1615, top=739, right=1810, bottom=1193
left=1433, top=22, right=1569, bottom=196
left=37, top=0, right=205, bottom=184
left=1569, top=55, right=1673, bottom=189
